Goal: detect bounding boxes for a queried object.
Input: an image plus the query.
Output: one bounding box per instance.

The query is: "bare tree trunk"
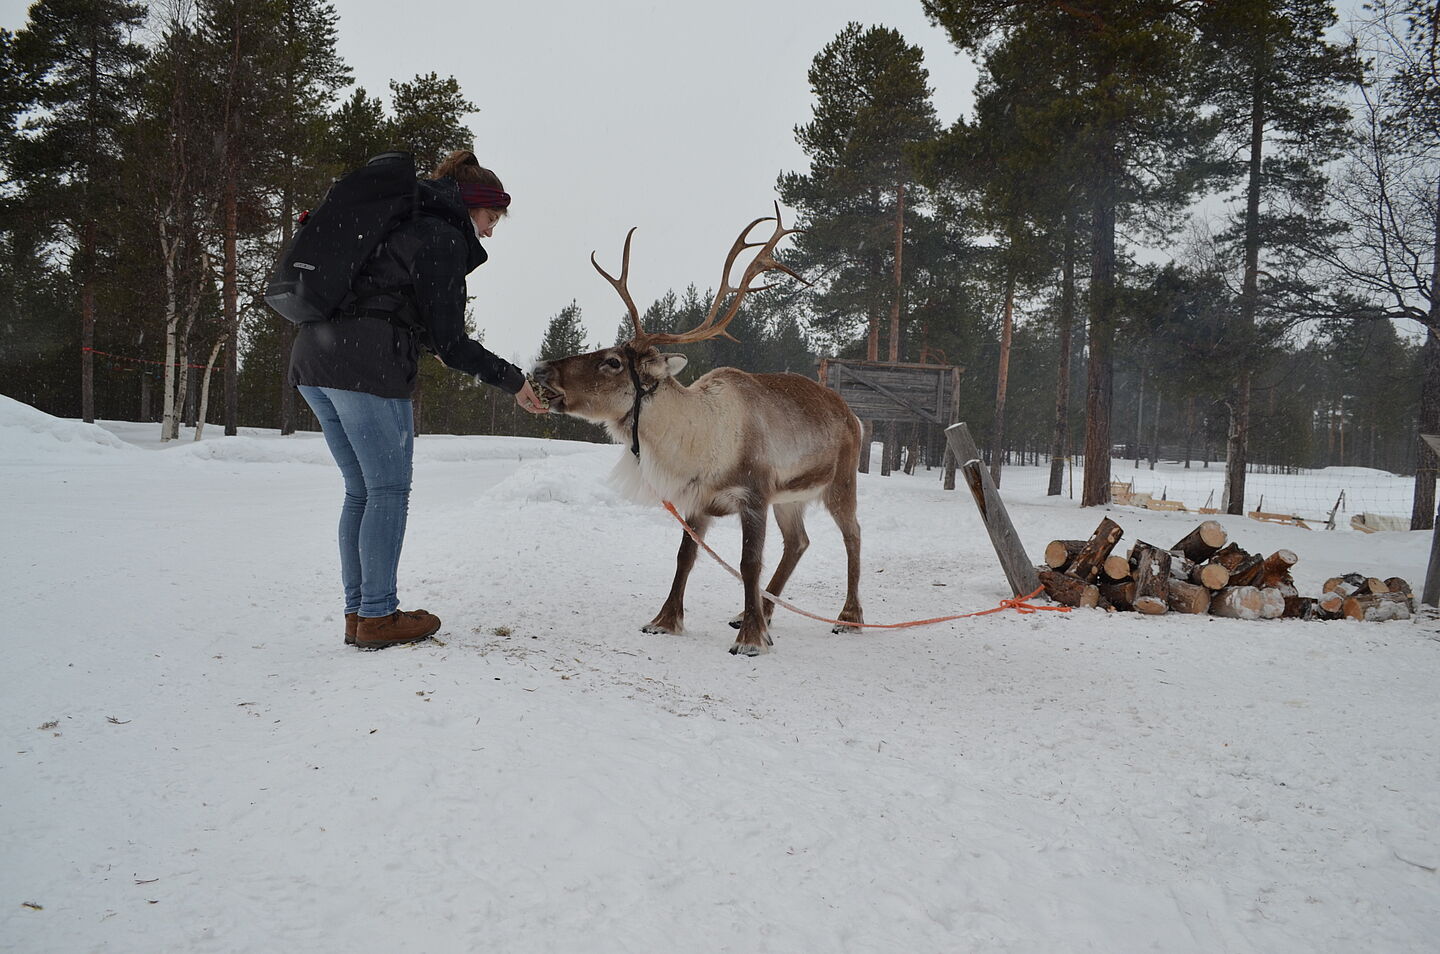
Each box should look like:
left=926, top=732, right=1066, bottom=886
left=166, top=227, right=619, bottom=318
left=161, top=320, right=180, bottom=440
left=1225, top=373, right=1253, bottom=513
left=1226, top=77, right=1266, bottom=515
left=279, top=322, right=297, bottom=432
left=160, top=219, right=182, bottom=441
left=194, top=338, right=225, bottom=441
left=140, top=372, right=152, bottom=421
left=1150, top=389, right=1162, bottom=470
left=1082, top=129, right=1118, bottom=507
left=1411, top=180, right=1440, bottom=530
left=1413, top=328, right=1440, bottom=530
left=1048, top=221, right=1076, bottom=496
left=223, top=178, right=239, bottom=435
left=867, top=187, right=881, bottom=362
left=1134, top=370, right=1145, bottom=468
left=80, top=222, right=96, bottom=423
left=991, top=264, right=1016, bottom=487
left=889, top=181, right=904, bottom=362
left=182, top=350, right=196, bottom=428
left=1183, top=395, right=1195, bottom=468
left=278, top=198, right=297, bottom=435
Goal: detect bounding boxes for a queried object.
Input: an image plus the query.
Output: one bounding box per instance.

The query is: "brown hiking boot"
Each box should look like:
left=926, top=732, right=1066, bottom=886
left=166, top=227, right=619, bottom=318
left=355, top=609, right=441, bottom=650
left=347, top=609, right=433, bottom=645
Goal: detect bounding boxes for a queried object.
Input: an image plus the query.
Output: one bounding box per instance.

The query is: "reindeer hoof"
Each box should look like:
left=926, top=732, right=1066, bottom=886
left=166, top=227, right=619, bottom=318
left=832, top=622, right=861, bottom=634
left=728, top=613, right=743, bottom=630
left=642, top=622, right=681, bottom=635
left=728, top=641, right=768, bottom=657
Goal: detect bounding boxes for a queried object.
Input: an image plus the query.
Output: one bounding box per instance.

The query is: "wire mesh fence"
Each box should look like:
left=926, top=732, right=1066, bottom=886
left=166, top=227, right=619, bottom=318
left=1103, top=461, right=1417, bottom=529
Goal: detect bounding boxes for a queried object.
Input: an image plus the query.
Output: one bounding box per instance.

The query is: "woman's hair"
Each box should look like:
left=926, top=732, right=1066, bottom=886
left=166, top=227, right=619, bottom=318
left=432, top=150, right=509, bottom=216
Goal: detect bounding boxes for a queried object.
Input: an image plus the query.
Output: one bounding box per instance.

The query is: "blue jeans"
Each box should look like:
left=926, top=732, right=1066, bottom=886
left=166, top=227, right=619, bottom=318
left=299, top=386, right=414, bottom=619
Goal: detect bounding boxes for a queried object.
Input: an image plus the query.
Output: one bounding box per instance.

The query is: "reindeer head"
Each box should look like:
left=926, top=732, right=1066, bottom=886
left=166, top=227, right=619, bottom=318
left=531, top=204, right=804, bottom=428
left=530, top=342, right=688, bottom=424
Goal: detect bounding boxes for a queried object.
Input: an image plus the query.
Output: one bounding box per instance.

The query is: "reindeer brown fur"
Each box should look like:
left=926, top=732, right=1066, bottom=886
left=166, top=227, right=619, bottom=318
left=531, top=209, right=863, bottom=655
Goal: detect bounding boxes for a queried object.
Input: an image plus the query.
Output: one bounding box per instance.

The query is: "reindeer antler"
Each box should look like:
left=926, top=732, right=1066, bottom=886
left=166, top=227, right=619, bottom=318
left=590, top=227, right=643, bottom=340
left=591, top=204, right=807, bottom=348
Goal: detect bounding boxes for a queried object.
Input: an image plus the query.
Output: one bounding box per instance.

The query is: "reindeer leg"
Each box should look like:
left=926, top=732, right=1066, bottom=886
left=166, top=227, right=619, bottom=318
left=644, top=513, right=710, bottom=635
left=826, top=474, right=864, bottom=634
left=731, top=501, right=809, bottom=629
left=729, top=498, right=772, bottom=656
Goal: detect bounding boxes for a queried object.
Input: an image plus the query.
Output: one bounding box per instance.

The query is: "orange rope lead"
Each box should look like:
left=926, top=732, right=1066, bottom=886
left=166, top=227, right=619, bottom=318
left=661, top=501, right=1070, bottom=630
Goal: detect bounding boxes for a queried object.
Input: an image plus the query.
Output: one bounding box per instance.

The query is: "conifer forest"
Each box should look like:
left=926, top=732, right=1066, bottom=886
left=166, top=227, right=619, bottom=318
left=1, top=0, right=1436, bottom=525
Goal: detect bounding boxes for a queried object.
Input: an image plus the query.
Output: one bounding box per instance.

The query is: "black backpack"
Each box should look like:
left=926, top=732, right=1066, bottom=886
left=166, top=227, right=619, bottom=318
left=264, top=152, right=420, bottom=325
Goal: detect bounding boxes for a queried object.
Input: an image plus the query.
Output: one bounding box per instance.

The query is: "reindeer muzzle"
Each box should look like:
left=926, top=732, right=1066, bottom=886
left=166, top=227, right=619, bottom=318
left=529, top=368, right=563, bottom=411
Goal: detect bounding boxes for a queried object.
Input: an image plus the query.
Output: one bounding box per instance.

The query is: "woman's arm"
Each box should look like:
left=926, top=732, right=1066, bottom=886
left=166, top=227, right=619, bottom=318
left=409, top=222, right=526, bottom=394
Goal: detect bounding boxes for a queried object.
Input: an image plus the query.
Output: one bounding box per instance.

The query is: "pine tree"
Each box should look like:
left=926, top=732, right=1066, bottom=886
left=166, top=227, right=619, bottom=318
left=538, top=299, right=589, bottom=360
left=268, top=0, right=351, bottom=434
left=924, top=1, right=1214, bottom=505
left=0, top=28, right=27, bottom=170
left=327, top=87, right=391, bottom=170
left=930, top=22, right=1090, bottom=493
left=778, top=23, right=939, bottom=362
left=196, top=0, right=289, bottom=434
left=10, top=0, right=148, bottom=422
left=388, top=72, right=477, bottom=175
left=537, top=300, right=603, bottom=442
left=1196, top=0, right=1361, bottom=514
left=919, top=22, right=1090, bottom=486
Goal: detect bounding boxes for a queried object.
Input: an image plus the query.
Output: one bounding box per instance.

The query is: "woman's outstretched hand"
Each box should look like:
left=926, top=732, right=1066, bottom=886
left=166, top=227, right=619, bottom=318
left=515, top=380, right=549, bottom=414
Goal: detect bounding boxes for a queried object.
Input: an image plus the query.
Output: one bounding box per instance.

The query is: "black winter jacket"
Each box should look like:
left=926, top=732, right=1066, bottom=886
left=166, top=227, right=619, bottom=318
left=288, top=177, right=525, bottom=399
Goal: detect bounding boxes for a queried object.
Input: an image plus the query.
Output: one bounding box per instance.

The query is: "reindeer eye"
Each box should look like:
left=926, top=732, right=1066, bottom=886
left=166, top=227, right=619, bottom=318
left=602, top=356, right=623, bottom=370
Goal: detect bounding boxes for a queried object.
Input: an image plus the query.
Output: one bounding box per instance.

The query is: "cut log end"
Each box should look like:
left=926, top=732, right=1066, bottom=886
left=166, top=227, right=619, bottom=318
left=1173, top=520, right=1228, bottom=562
left=1102, top=554, right=1132, bottom=582
left=1134, top=595, right=1168, bottom=615
left=1045, top=539, right=1086, bottom=570
left=1194, top=563, right=1231, bottom=590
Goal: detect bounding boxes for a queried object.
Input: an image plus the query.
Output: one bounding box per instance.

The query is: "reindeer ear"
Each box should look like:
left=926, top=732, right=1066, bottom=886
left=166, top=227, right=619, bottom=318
left=663, top=353, right=688, bottom=376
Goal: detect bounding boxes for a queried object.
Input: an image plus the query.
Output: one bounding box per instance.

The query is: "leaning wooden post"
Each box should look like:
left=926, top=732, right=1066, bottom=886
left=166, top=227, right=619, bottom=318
left=945, top=422, right=1040, bottom=598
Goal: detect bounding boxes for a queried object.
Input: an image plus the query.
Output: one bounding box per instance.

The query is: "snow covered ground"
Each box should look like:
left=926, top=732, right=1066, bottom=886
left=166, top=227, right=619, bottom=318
left=3, top=394, right=1437, bottom=953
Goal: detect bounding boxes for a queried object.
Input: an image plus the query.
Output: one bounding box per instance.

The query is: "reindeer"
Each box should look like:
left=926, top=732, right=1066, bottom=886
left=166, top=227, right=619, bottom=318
left=531, top=207, right=864, bottom=656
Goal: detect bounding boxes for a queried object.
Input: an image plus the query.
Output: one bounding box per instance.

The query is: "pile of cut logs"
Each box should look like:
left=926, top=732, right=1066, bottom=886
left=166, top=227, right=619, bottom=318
left=1037, top=518, right=1416, bottom=622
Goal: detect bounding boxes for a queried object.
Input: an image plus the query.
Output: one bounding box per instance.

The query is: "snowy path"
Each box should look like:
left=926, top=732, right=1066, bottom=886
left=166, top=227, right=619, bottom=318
left=3, top=401, right=1437, bottom=952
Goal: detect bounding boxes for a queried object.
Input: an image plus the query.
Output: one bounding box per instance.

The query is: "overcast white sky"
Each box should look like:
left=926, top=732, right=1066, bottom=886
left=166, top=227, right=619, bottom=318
left=335, top=0, right=980, bottom=366
left=4, top=0, right=978, bottom=368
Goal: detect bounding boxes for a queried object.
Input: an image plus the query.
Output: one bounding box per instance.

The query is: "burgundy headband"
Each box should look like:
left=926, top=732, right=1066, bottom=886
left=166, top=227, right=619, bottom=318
left=458, top=182, right=511, bottom=209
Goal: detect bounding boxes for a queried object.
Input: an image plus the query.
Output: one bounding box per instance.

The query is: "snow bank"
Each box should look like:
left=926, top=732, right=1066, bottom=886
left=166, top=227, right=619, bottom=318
left=481, top=445, right=646, bottom=510
left=166, top=434, right=337, bottom=465
left=0, top=395, right=134, bottom=458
